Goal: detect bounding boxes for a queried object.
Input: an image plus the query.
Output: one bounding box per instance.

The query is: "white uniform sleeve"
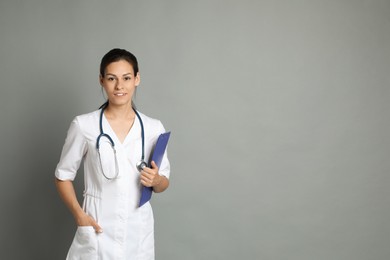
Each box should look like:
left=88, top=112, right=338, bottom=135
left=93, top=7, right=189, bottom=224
left=157, top=120, right=171, bottom=179
left=55, top=118, right=87, bottom=181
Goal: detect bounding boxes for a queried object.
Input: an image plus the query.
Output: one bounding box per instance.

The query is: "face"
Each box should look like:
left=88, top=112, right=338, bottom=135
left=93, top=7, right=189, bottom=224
left=100, top=59, right=140, bottom=107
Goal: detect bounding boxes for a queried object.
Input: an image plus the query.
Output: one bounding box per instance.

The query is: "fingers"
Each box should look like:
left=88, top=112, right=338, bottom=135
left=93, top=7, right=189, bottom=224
left=150, top=161, right=158, bottom=170
left=142, top=161, right=159, bottom=174
left=140, top=162, right=160, bottom=187
left=140, top=173, right=154, bottom=187
left=86, top=215, right=103, bottom=233
left=77, top=214, right=103, bottom=233
left=93, top=222, right=103, bottom=233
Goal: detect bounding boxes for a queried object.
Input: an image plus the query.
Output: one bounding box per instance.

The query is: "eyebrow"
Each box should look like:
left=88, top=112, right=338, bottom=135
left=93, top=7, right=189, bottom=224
left=105, top=72, right=133, bottom=77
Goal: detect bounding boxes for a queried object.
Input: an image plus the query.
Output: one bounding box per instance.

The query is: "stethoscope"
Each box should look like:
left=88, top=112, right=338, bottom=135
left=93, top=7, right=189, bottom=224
left=96, top=103, right=147, bottom=180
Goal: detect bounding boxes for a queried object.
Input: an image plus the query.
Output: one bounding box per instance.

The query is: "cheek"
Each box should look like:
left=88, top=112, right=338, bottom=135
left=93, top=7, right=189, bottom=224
left=101, top=85, right=108, bottom=92
left=101, top=82, right=114, bottom=90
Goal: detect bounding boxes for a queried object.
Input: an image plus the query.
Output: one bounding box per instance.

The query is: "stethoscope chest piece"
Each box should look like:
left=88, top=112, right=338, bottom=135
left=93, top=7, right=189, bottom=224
left=136, top=160, right=147, bottom=172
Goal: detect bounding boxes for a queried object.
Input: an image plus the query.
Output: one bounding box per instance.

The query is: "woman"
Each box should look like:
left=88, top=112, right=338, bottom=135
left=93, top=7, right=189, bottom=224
left=55, top=48, right=170, bottom=260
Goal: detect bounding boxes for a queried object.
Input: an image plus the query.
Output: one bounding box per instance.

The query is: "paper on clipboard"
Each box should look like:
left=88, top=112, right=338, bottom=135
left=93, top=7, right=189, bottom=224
left=139, top=132, right=171, bottom=207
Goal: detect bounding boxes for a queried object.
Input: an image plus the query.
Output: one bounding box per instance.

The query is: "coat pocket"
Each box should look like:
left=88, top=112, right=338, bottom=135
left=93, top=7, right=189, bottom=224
left=66, top=226, right=98, bottom=260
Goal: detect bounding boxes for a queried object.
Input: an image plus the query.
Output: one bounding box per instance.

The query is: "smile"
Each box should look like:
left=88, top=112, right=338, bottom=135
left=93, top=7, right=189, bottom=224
left=114, top=93, right=127, bottom=96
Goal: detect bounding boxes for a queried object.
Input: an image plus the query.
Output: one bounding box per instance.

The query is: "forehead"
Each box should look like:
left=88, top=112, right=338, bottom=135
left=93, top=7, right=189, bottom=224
left=105, top=59, right=134, bottom=75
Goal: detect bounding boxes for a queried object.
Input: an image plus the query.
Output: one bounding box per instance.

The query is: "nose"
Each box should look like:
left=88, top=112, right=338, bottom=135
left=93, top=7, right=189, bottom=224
left=115, top=78, right=124, bottom=89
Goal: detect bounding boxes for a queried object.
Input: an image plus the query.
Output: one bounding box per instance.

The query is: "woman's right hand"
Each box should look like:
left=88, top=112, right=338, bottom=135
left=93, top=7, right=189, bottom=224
left=76, top=212, right=103, bottom=233
left=55, top=179, right=103, bottom=233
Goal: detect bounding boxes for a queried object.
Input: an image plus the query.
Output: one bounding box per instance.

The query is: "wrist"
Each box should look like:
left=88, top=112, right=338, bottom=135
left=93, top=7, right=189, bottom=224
left=152, top=175, right=168, bottom=193
left=154, top=174, right=162, bottom=187
left=73, top=209, right=86, bottom=223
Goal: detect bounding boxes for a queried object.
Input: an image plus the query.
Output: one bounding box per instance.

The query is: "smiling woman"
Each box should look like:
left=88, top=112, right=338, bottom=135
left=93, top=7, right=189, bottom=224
left=99, top=59, right=141, bottom=143
left=54, top=48, right=170, bottom=260
left=100, top=59, right=140, bottom=109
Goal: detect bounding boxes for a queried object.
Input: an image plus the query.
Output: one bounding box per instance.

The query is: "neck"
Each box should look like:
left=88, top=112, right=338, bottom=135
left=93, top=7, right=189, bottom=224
left=104, top=103, right=135, bottom=120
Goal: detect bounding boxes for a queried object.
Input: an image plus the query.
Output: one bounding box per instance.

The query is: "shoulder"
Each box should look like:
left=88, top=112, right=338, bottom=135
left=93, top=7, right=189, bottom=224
left=69, top=110, right=100, bottom=135
left=73, top=110, right=100, bottom=125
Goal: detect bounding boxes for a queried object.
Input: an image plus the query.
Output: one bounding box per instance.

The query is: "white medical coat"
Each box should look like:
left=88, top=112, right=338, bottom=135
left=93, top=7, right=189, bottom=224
left=55, top=109, right=170, bottom=260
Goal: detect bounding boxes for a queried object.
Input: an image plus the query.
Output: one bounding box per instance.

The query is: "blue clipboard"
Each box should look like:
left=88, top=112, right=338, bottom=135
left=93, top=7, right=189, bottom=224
left=139, top=132, right=171, bottom=207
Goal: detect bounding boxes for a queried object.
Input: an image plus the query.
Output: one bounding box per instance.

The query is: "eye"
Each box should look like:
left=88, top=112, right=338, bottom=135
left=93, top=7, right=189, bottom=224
left=107, top=77, right=115, bottom=81
left=124, top=76, right=132, bottom=81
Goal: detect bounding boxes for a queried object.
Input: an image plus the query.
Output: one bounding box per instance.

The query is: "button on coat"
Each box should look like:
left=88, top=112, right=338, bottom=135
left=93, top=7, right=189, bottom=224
left=55, top=109, right=170, bottom=260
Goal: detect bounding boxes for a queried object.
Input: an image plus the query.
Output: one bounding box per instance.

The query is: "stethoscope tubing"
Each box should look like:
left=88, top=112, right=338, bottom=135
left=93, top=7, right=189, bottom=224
left=96, top=103, right=146, bottom=179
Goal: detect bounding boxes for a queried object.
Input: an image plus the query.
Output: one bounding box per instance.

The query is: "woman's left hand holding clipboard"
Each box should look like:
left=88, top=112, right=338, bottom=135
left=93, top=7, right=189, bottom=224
left=140, top=161, right=169, bottom=193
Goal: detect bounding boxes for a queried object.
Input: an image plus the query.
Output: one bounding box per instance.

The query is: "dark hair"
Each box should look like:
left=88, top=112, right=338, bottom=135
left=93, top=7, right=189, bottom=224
left=100, top=48, right=139, bottom=77
left=99, top=48, right=139, bottom=109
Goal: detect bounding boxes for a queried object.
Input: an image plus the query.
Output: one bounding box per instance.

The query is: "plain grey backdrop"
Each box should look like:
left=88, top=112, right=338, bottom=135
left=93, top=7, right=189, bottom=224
left=0, top=0, right=389, bottom=259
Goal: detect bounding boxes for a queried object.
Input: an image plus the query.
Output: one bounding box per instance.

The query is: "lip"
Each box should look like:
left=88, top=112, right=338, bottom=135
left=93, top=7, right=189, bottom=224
left=114, top=93, right=127, bottom=96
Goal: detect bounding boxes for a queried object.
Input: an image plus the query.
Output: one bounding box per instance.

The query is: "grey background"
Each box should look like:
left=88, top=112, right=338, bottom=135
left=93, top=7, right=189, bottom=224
left=0, top=0, right=389, bottom=259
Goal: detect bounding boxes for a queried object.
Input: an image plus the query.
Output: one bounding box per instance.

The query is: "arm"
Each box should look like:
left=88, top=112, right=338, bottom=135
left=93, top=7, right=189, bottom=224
left=140, top=161, right=170, bottom=193
left=54, top=118, right=102, bottom=231
left=55, top=178, right=102, bottom=233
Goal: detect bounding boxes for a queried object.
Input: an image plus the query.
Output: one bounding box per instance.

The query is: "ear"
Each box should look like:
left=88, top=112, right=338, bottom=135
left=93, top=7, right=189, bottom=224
left=135, top=72, right=141, bottom=86
left=99, top=75, right=104, bottom=86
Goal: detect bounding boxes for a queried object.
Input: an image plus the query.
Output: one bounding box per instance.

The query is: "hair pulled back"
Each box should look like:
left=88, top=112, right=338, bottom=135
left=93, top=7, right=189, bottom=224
left=100, top=48, right=139, bottom=77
